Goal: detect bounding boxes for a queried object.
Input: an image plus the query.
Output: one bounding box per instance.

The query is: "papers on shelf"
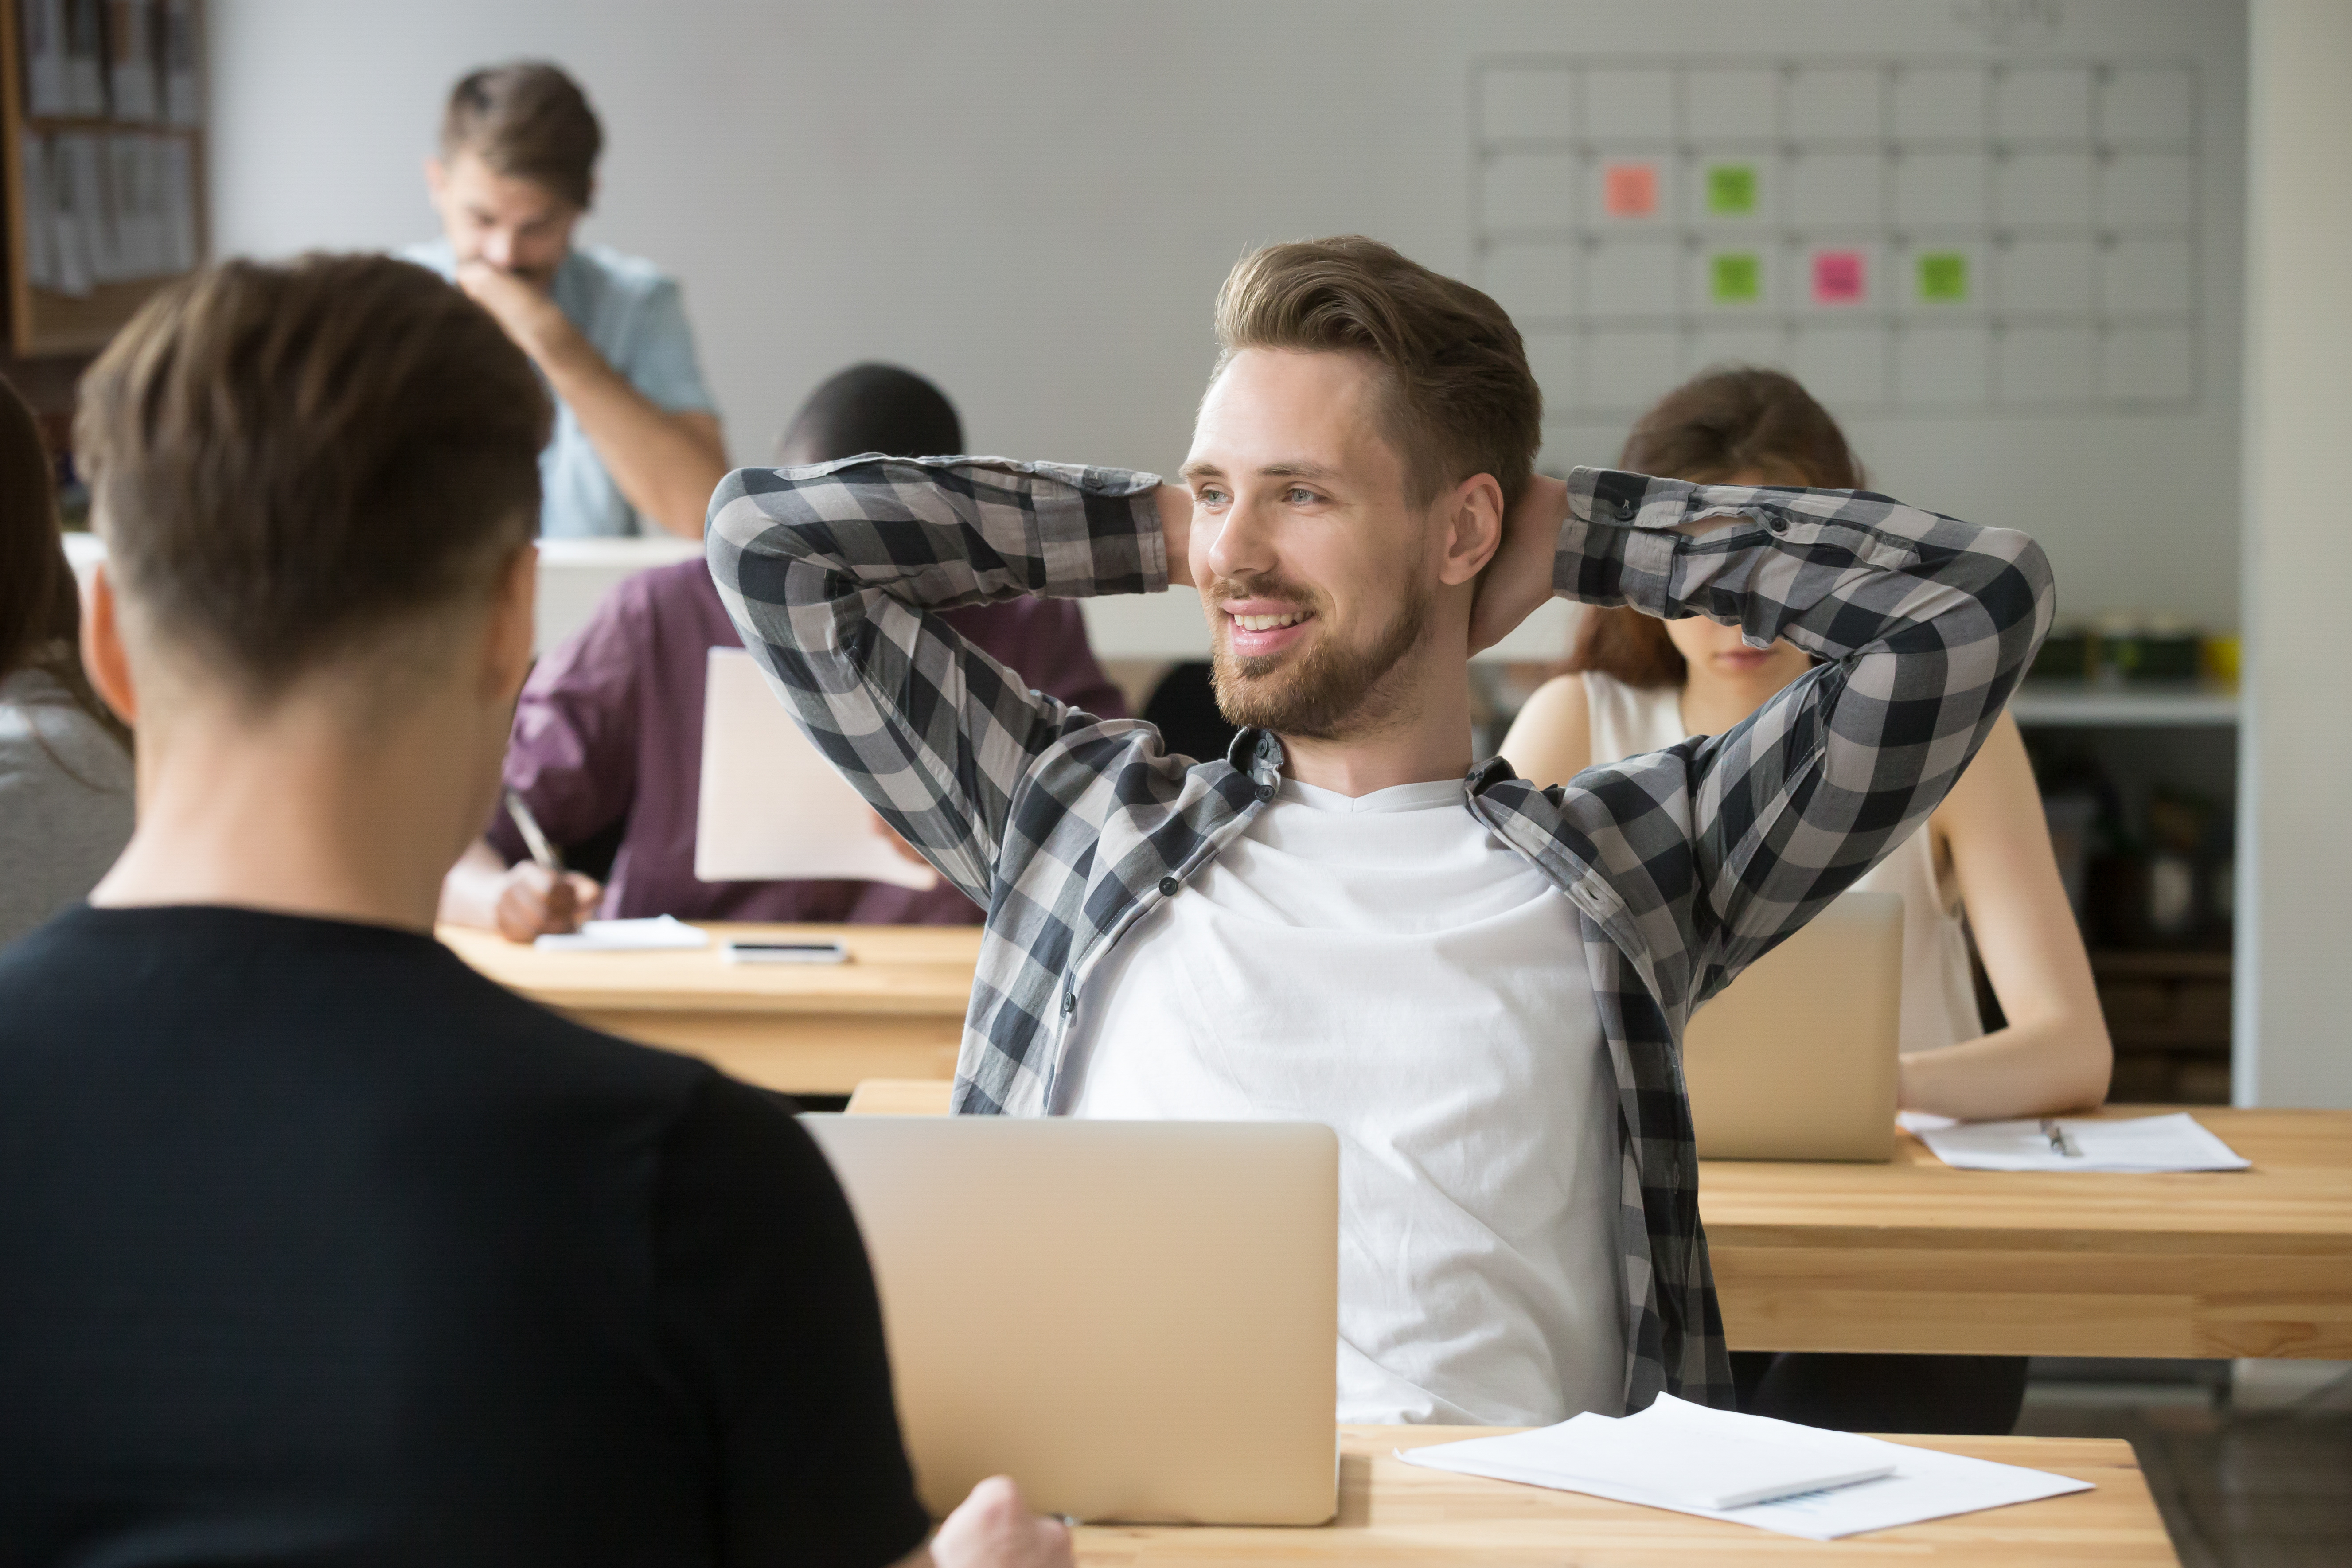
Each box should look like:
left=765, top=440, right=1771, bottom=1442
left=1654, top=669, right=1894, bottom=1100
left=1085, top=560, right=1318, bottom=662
left=1901, top=1110, right=2251, bottom=1172
left=63, top=0, right=105, bottom=115
left=20, top=0, right=71, bottom=116
left=534, top=915, right=711, bottom=953
left=161, top=0, right=200, bottom=125
left=105, top=0, right=159, bottom=121
left=695, top=647, right=940, bottom=892
left=1397, top=1394, right=2091, bottom=1541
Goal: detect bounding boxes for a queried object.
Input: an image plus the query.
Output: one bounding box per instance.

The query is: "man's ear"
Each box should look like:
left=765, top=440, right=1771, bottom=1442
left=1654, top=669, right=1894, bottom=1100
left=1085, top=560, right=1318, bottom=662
left=480, top=544, right=538, bottom=702
left=80, top=564, right=138, bottom=725
left=1438, top=473, right=1506, bottom=588
left=424, top=155, right=446, bottom=201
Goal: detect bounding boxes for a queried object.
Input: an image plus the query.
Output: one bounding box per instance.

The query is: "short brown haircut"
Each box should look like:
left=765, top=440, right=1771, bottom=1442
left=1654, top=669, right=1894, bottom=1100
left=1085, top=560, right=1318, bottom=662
left=75, top=254, right=550, bottom=701
left=1213, top=236, right=1543, bottom=510
left=1569, top=367, right=1862, bottom=687
left=440, top=62, right=602, bottom=209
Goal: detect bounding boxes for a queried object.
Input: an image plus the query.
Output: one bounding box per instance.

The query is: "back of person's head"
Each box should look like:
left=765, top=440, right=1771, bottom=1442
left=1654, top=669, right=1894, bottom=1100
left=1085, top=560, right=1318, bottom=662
left=1211, top=236, right=1542, bottom=511
left=0, top=375, right=125, bottom=749
left=1570, top=367, right=1861, bottom=688
left=440, top=62, right=602, bottom=210
left=772, top=363, right=964, bottom=465
left=74, top=254, right=550, bottom=709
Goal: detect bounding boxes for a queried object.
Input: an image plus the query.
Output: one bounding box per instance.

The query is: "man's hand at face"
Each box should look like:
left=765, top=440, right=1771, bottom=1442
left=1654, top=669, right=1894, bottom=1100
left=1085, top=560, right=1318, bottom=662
left=453, top=260, right=580, bottom=369
left=1467, top=473, right=1568, bottom=655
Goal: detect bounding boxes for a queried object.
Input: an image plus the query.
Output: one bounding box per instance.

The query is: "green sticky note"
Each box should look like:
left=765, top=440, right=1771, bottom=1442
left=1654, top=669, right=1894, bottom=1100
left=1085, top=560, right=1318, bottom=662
left=1918, top=251, right=1970, bottom=302
left=1706, top=163, right=1758, bottom=216
left=1711, top=251, right=1762, bottom=303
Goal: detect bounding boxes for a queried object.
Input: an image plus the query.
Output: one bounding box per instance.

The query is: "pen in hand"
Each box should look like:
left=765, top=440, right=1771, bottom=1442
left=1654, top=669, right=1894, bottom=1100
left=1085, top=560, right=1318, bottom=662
left=506, top=791, right=565, bottom=874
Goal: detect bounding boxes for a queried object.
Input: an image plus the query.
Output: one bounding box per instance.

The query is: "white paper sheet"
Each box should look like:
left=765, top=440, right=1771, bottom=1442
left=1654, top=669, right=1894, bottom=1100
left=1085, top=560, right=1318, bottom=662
left=694, top=647, right=939, bottom=892
left=534, top=915, right=711, bottom=953
left=1905, top=1111, right=2250, bottom=1172
left=1398, top=1394, right=2091, bottom=1541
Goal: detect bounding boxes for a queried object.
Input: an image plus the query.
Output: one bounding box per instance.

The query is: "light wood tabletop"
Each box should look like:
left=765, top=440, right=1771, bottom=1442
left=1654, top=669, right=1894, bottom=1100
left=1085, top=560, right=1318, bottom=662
left=1703, top=1104, right=2352, bottom=1360
left=1071, top=1426, right=2173, bottom=1564
left=438, top=922, right=982, bottom=1094
left=845, top=1084, right=2352, bottom=1361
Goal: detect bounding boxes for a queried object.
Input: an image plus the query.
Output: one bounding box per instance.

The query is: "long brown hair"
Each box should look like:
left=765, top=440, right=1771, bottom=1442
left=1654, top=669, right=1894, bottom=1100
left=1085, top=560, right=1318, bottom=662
left=1566, top=367, right=1864, bottom=688
left=0, top=374, right=128, bottom=750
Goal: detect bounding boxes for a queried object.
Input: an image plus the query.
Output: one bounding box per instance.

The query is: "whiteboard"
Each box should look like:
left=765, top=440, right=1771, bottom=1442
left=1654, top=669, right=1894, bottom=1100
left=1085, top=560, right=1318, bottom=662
left=208, top=0, right=2246, bottom=655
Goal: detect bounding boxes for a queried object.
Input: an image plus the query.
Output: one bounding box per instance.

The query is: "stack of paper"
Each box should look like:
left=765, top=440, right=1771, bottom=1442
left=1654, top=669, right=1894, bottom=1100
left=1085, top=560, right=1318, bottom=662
left=1902, top=1111, right=2251, bottom=1172
left=1398, top=1394, right=2091, bottom=1541
left=535, top=916, right=711, bottom=953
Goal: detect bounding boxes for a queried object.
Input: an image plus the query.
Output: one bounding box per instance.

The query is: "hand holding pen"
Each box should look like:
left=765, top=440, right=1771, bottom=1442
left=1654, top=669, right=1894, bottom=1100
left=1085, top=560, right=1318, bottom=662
left=495, top=792, right=605, bottom=944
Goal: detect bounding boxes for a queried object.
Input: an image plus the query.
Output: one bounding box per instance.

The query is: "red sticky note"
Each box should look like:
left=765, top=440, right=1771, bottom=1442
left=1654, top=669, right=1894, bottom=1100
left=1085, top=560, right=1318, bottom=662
left=1602, top=162, right=1658, bottom=218
left=1813, top=250, right=1867, bottom=304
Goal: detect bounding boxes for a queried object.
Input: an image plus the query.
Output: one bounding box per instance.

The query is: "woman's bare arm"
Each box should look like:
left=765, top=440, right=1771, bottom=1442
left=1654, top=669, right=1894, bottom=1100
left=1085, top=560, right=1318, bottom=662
left=1901, top=714, right=2113, bottom=1118
left=1497, top=673, right=1594, bottom=788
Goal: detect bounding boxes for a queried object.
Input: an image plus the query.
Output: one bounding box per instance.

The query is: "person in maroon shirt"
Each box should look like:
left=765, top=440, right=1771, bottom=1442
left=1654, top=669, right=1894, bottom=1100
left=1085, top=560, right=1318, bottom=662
left=439, top=364, right=1127, bottom=940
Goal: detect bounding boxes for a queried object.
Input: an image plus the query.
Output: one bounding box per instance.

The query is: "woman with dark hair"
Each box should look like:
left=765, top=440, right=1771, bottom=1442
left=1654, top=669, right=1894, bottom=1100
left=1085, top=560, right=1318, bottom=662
left=1501, top=367, right=2109, bottom=1436
left=0, top=376, right=132, bottom=944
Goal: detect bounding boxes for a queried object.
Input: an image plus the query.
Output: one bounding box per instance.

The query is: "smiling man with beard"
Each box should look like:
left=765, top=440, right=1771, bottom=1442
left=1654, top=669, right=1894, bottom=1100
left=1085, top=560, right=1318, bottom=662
left=707, top=237, right=2052, bottom=1426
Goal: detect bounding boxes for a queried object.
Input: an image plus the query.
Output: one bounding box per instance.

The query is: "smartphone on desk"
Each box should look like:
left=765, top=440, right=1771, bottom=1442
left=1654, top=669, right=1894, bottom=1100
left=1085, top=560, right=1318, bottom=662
left=725, top=940, right=850, bottom=965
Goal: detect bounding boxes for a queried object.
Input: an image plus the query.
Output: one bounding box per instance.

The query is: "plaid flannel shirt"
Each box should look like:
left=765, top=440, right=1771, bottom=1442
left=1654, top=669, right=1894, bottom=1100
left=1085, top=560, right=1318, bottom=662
left=707, top=457, right=2053, bottom=1412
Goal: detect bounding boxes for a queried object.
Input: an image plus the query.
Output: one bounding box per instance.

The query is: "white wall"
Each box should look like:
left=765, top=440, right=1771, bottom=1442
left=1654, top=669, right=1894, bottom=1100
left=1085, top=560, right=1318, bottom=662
left=207, top=0, right=2247, bottom=651
left=2236, top=0, right=2352, bottom=1108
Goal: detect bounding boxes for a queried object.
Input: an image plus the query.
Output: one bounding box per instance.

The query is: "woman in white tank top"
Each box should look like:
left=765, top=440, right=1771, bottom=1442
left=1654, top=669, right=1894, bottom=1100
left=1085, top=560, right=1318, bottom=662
left=1500, top=368, right=2111, bottom=1439
left=1502, top=373, right=2110, bottom=1127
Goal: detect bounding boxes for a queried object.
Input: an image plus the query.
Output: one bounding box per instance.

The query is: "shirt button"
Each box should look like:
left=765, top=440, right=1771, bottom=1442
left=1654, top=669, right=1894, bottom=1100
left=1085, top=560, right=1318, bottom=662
left=1061, top=991, right=1077, bottom=1016
left=1158, top=876, right=1179, bottom=897
left=1256, top=783, right=1275, bottom=802
left=1767, top=516, right=1790, bottom=534
left=1613, top=498, right=1639, bottom=521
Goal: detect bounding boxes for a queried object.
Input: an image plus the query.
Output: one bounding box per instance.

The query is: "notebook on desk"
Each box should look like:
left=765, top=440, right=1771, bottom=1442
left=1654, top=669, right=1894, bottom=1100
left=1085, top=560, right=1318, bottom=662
left=802, top=1115, right=1339, bottom=1525
left=1683, top=889, right=1905, bottom=1162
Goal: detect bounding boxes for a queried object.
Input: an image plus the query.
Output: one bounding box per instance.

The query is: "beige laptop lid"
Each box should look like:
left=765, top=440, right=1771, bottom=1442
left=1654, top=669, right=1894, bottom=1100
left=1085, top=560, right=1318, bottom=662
left=1682, top=889, right=1904, bottom=1162
left=802, top=1116, right=1339, bottom=1525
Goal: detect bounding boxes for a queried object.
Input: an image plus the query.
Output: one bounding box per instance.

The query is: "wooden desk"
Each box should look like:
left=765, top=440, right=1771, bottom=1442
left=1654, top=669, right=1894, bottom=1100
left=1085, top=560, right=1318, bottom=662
left=1073, top=1427, right=2173, bottom=1564
left=847, top=1085, right=2352, bottom=1360
left=439, top=923, right=980, bottom=1095
left=1704, top=1105, right=2352, bottom=1360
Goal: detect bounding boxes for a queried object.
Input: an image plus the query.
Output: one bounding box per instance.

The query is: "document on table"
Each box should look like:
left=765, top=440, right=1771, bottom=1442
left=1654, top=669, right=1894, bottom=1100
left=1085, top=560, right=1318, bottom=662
left=1398, top=1394, right=2090, bottom=1541
left=1900, top=1110, right=2251, bottom=1172
left=695, top=648, right=938, bottom=892
left=535, top=915, right=711, bottom=953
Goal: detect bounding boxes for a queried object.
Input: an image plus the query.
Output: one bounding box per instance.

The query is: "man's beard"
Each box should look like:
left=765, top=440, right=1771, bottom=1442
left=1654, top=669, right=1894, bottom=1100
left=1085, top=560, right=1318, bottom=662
left=1208, top=576, right=1432, bottom=742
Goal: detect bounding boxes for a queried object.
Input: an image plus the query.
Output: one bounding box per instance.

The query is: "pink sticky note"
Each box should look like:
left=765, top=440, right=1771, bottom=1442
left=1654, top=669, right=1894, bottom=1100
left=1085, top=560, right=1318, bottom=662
left=1813, top=250, right=1867, bottom=304
left=1602, top=162, right=1658, bottom=218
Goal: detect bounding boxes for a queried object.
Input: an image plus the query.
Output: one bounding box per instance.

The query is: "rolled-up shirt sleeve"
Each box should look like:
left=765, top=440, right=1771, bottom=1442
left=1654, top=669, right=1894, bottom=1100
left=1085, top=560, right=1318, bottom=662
left=487, top=593, right=646, bottom=864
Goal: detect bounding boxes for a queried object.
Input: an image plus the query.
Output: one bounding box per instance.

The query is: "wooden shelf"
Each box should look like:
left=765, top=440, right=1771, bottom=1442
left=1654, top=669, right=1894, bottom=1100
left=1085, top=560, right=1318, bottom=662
left=2010, top=679, right=2239, bottom=727
left=0, top=0, right=209, bottom=358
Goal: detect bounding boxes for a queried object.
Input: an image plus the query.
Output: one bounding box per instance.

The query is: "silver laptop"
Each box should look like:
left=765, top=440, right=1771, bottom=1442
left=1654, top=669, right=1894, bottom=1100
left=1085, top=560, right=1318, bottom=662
left=1682, top=889, right=1904, bottom=1162
left=802, top=1116, right=1339, bottom=1525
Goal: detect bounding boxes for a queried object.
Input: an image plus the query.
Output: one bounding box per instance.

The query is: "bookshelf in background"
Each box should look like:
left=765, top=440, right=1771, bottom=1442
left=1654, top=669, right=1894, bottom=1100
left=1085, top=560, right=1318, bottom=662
left=0, top=0, right=206, bottom=365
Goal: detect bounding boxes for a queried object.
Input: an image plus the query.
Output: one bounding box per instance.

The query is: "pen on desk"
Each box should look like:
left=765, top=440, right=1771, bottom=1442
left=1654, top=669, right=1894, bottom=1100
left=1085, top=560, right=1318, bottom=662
left=505, top=791, right=565, bottom=874
left=2040, top=1118, right=2083, bottom=1158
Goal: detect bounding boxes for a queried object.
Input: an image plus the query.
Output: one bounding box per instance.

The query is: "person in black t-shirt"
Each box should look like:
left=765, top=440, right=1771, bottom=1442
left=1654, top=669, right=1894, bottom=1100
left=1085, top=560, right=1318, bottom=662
left=0, top=255, right=1069, bottom=1568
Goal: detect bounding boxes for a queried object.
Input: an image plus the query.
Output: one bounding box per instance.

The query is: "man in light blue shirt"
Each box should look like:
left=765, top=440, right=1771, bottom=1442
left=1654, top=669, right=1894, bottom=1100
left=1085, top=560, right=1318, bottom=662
left=403, top=62, right=727, bottom=539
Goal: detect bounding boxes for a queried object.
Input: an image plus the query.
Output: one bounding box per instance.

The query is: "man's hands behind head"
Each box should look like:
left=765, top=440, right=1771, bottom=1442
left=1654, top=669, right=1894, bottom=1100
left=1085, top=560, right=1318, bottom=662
left=1468, top=472, right=1568, bottom=656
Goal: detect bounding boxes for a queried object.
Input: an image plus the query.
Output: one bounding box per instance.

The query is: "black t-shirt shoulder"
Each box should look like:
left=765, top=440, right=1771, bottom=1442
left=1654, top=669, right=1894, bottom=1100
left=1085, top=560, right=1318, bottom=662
left=0, top=904, right=930, bottom=1568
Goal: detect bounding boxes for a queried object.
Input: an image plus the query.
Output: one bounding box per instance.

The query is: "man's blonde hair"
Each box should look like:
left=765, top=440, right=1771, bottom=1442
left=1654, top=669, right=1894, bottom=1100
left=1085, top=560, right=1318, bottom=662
left=1212, top=236, right=1543, bottom=509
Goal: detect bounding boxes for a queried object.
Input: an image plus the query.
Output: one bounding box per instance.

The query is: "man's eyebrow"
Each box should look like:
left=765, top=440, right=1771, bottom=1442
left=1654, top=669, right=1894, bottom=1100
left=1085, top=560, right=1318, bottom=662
left=1178, top=460, right=1343, bottom=482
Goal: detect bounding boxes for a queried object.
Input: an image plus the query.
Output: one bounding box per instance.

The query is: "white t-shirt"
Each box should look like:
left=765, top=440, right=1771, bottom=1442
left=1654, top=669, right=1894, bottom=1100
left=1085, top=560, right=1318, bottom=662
left=1058, top=777, right=1625, bottom=1426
